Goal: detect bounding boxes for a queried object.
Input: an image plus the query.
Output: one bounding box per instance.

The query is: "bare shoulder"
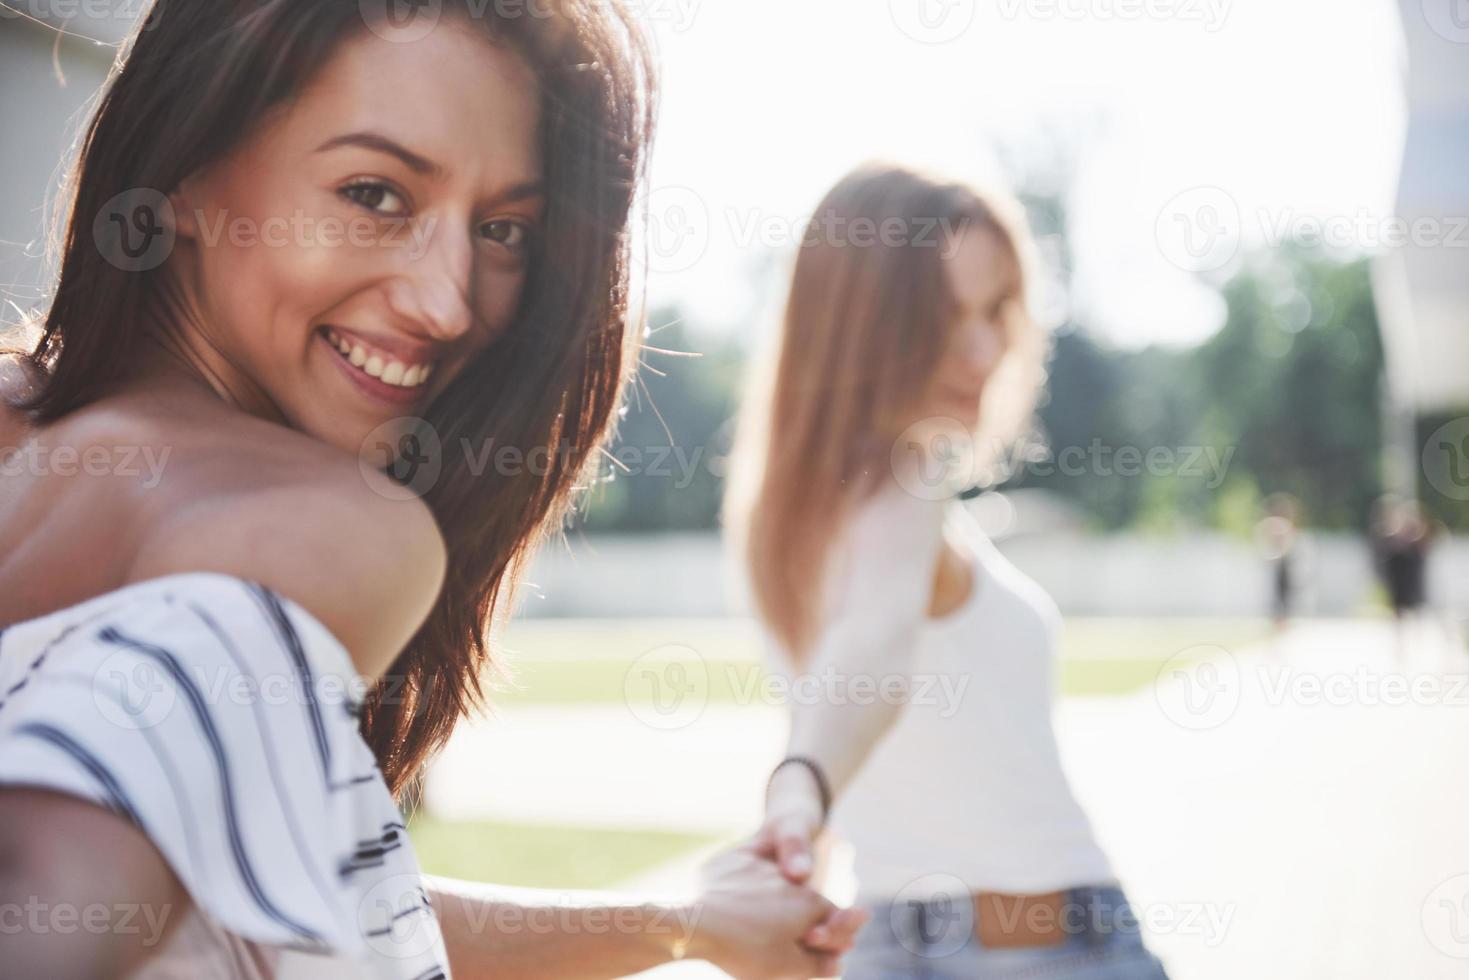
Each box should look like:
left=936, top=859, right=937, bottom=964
left=0, top=351, right=44, bottom=444
left=0, top=351, right=45, bottom=398
left=126, top=425, right=448, bottom=682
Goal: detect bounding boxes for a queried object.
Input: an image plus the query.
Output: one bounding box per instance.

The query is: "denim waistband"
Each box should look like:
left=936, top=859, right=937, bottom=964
left=889, top=883, right=1140, bottom=952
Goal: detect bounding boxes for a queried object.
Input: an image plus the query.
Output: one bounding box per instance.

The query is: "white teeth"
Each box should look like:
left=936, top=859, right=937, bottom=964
left=323, top=328, right=433, bottom=388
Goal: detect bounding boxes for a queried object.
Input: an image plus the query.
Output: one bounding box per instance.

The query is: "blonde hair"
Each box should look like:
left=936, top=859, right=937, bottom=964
left=723, top=161, right=1047, bottom=665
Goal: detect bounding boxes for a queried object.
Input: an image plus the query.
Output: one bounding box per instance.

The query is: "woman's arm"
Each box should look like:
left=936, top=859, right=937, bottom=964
left=427, top=837, right=860, bottom=979
left=758, top=478, right=949, bottom=883
left=0, top=789, right=189, bottom=980
left=427, top=876, right=692, bottom=979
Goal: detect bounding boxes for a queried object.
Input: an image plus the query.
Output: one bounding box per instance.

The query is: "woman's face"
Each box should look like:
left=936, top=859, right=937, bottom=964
left=916, top=224, right=1017, bottom=427
left=168, top=18, right=543, bottom=456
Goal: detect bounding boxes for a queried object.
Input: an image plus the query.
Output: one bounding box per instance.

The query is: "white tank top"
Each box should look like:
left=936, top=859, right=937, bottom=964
left=760, top=482, right=1115, bottom=902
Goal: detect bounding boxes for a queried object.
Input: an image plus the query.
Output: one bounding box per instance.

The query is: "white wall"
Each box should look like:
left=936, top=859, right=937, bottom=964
left=512, top=528, right=1469, bottom=620
left=1375, top=0, right=1469, bottom=415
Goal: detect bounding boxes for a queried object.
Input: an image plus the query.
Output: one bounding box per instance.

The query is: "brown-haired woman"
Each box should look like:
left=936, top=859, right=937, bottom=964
left=725, top=162, right=1171, bottom=977
left=0, top=2, right=866, bottom=976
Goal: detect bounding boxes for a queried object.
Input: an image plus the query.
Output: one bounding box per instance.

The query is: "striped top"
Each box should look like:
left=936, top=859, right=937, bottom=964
left=0, top=572, right=452, bottom=980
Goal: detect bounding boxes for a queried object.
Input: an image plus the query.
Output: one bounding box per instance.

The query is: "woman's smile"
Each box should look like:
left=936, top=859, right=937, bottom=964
left=316, top=324, right=438, bottom=407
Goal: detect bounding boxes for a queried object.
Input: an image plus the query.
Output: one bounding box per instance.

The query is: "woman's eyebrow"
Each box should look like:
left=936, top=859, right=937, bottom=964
left=313, top=130, right=545, bottom=203
left=316, top=131, right=445, bottom=178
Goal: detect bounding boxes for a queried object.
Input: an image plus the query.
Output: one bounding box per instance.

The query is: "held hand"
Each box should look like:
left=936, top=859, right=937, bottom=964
left=752, top=806, right=822, bottom=885
left=759, top=761, right=827, bottom=885
left=749, top=812, right=869, bottom=958
left=686, top=841, right=865, bottom=979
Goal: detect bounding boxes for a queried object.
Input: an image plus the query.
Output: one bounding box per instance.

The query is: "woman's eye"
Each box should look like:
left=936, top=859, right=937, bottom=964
left=340, top=181, right=408, bottom=216
left=479, top=219, right=531, bottom=251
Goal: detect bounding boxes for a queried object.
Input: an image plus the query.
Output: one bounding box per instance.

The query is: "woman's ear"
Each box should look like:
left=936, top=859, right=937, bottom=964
left=167, top=173, right=204, bottom=241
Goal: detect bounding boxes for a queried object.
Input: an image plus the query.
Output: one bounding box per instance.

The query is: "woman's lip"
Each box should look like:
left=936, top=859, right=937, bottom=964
left=326, top=323, right=441, bottom=367
left=318, top=330, right=428, bottom=407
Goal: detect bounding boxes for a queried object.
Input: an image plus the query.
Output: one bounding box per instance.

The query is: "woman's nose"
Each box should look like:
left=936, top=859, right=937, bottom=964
left=388, top=220, right=475, bottom=341
left=953, top=324, right=1001, bottom=383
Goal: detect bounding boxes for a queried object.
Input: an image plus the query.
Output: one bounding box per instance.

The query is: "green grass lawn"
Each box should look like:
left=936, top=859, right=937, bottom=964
left=421, top=617, right=1269, bottom=889
left=408, top=814, right=722, bottom=891
left=485, top=617, right=1271, bottom=704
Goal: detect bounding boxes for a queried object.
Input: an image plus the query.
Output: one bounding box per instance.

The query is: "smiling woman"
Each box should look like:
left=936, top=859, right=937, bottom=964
left=0, top=0, right=868, bottom=978
left=158, top=23, right=547, bottom=436
left=8, top=0, right=647, bottom=808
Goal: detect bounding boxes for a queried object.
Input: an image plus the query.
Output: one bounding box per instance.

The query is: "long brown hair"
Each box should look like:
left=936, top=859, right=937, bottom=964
left=4, top=0, right=656, bottom=800
left=724, top=162, right=1046, bottom=666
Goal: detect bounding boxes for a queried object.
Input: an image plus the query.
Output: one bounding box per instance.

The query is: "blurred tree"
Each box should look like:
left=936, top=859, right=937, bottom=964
left=572, top=235, right=1408, bottom=535
left=1000, top=247, right=1387, bottom=533
left=1192, top=249, right=1386, bottom=531
left=576, top=307, right=741, bottom=533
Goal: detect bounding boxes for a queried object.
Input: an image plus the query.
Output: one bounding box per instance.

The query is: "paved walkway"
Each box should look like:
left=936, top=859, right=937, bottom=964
left=425, top=619, right=1469, bottom=978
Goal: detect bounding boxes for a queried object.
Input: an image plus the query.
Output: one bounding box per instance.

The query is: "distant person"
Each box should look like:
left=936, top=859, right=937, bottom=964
left=724, top=162, right=1171, bottom=978
left=1255, top=492, right=1301, bottom=631
left=1371, top=496, right=1440, bottom=657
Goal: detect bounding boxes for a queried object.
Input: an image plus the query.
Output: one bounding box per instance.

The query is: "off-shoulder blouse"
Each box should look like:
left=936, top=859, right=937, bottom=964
left=0, top=571, right=453, bottom=979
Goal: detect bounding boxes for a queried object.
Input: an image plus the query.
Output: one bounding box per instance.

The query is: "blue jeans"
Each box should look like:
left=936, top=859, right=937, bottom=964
left=843, top=884, right=1171, bottom=979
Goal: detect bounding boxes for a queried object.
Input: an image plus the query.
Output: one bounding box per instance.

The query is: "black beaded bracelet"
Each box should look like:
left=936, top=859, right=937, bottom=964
left=766, top=755, right=832, bottom=826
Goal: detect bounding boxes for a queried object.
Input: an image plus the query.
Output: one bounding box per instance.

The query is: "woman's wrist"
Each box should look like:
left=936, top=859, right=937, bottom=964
left=765, top=759, right=827, bottom=825
left=671, top=897, right=711, bottom=963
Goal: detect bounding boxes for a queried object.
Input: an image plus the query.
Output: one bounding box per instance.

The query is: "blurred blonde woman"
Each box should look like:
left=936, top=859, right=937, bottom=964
left=724, top=162, right=1171, bottom=978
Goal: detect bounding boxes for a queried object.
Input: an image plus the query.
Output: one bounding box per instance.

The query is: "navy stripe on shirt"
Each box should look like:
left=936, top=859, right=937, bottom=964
left=98, top=624, right=327, bottom=948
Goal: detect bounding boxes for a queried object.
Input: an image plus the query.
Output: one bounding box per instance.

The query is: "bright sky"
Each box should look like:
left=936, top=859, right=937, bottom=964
left=635, top=0, right=1408, bottom=348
